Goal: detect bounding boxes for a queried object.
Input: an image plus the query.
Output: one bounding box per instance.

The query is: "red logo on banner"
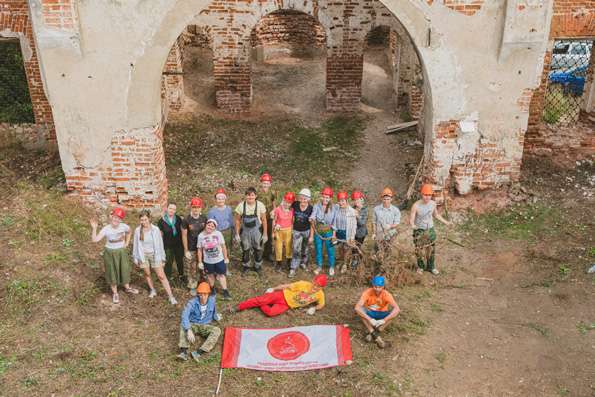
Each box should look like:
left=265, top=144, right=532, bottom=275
left=267, top=331, right=311, bottom=361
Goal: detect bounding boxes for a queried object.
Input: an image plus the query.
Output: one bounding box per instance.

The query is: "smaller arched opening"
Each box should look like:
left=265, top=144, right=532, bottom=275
left=249, top=9, right=327, bottom=115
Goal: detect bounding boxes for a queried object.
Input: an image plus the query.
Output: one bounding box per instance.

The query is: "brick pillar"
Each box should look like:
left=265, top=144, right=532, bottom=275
left=213, top=57, right=252, bottom=112
left=326, top=51, right=364, bottom=112
left=162, top=37, right=184, bottom=115
left=65, top=124, right=168, bottom=209
left=524, top=49, right=552, bottom=153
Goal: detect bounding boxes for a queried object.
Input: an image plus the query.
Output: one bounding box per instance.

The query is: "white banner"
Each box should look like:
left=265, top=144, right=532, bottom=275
left=221, top=325, right=352, bottom=371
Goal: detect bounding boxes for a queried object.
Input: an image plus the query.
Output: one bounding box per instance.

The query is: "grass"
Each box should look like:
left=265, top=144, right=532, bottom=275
left=543, top=85, right=578, bottom=125
left=525, top=322, right=551, bottom=337
left=0, top=354, right=15, bottom=377
left=461, top=203, right=562, bottom=241
left=576, top=321, right=595, bottom=335
left=434, top=351, right=447, bottom=368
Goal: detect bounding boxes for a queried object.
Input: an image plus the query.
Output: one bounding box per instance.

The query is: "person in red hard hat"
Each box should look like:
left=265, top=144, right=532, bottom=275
left=158, top=202, right=186, bottom=286
left=309, top=187, right=338, bottom=276
left=230, top=274, right=327, bottom=317
left=90, top=208, right=139, bottom=304
left=258, top=173, right=276, bottom=262
left=409, top=184, right=451, bottom=275
left=334, top=191, right=357, bottom=275
left=350, top=190, right=368, bottom=270
left=271, top=191, right=295, bottom=273
left=181, top=198, right=207, bottom=294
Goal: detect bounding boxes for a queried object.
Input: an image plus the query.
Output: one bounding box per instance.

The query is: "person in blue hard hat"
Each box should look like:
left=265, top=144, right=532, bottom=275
left=354, top=275, right=400, bottom=348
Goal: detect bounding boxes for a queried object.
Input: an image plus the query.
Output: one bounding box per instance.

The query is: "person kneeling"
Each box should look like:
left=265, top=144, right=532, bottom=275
left=354, top=276, right=400, bottom=349
left=231, top=274, right=327, bottom=317
left=177, top=282, right=222, bottom=362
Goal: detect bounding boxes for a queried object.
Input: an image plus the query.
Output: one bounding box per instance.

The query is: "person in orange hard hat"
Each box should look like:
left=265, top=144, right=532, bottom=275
left=258, top=173, right=277, bottom=262
left=333, top=191, right=357, bottom=275
left=309, top=187, right=338, bottom=276
left=181, top=198, right=207, bottom=294
left=372, top=187, right=401, bottom=252
left=409, top=184, right=451, bottom=275
left=271, top=191, right=296, bottom=273
left=177, top=282, right=222, bottom=363
left=90, top=208, right=138, bottom=304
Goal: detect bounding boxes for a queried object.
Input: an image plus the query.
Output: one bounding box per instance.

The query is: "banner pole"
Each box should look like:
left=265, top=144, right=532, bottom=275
left=215, top=368, right=224, bottom=395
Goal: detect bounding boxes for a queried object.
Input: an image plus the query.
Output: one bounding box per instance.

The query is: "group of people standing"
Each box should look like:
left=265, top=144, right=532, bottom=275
left=89, top=172, right=451, bottom=359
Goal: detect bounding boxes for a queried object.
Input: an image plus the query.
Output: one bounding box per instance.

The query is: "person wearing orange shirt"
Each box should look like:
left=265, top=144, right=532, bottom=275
left=354, top=276, right=400, bottom=348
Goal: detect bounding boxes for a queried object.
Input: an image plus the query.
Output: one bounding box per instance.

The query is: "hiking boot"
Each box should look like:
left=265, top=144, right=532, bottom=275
left=222, top=289, right=232, bottom=301
left=365, top=333, right=373, bottom=343
left=148, top=289, right=157, bottom=299
left=329, top=267, right=335, bottom=277
left=313, top=267, right=321, bottom=275
left=169, top=296, right=178, bottom=305
left=190, top=350, right=202, bottom=362
left=176, top=351, right=189, bottom=361
left=430, top=268, right=440, bottom=276
left=112, top=293, right=120, bottom=304
left=124, top=287, right=139, bottom=294
left=374, top=335, right=386, bottom=349
left=288, top=269, right=296, bottom=278
left=416, top=268, right=424, bottom=275
left=299, top=263, right=308, bottom=271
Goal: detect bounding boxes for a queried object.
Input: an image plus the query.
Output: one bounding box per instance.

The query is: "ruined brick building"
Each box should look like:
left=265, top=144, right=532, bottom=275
left=1, top=0, right=593, bottom=208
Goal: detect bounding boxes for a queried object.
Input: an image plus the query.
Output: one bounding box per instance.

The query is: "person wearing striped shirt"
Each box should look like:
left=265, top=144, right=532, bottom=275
left=333, top=191, right=357, bottom=276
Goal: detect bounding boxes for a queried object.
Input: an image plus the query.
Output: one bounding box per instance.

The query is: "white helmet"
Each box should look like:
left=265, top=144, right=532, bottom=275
left=298, top=188, right=311, bottom=199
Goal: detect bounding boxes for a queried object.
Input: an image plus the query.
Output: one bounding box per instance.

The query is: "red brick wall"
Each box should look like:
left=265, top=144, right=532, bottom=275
left=0, top=0, right=56, bottom=140
left=162, top=36, right=185, bottom=116
left=41, top=0, right=77, bottom=30
left=250, top=10, right=325, bottom=58
left=326, top=53, right=364, bottom=112
left=426, top=0, right=484, bottom=16
left=524, top=0, right=595, bottom=161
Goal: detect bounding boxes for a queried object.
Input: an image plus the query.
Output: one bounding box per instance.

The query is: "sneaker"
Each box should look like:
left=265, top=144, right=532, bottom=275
left=176, top=351, right=188, bottom=361
left=169, top=296, right=178, bottom=305
left=374, top=335, right=386, bottom=349
left=190, top=350, right=202, bottom=362
left=340, top=264, right=347, bottom=274
left=148, top=289, right=157, bottom=298
left=431, top=268, right=440, bottom=276
left=329, top=267, right=335, bottom=277
left=228, top=304, right=238, bottom=314
left=112, top=293, right=120, bottom=304
left=588, top=264, right=595, bottom=274
left=125, top=287, right=139, bottom=294
left=288, top=269, right=296, bottom=278
left=416, top=268, right=424, bottom=274
left=222, top=290, right=232, bottom=301
left=299, top=263, right=308, bottom=270
left=365, top=333, right=373, bottom=343
left=314, top=267, right=321, bottom=275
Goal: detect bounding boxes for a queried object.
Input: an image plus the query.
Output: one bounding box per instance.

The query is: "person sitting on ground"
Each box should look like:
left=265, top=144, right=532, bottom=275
left=354, top=276, right=400, bottom=349
left=234, top=187, right=268, bottom=275
left=177, top=282, right=222, bottom=362
left=132, top=210, right=177, bottom=305
left=197, top=219, right=231, bottom=300
left=230, top=274, right=327, bottom=317
left=334, top=191, right=357, bottom=275
left=90, top=208, right=138, bottom=304
left=272, top=192, right=295, bottom=273
left=181, top=198, right=207, bottom=294
left=350, top=190, right=368, bottom=270
left=289, top=188, right=314, bottom=278
left=409, top=184, right=452, bottom=275
left=372, top=187, right=401, bottom=253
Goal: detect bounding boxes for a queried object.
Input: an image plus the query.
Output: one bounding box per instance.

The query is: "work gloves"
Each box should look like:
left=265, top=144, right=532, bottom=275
left=224, top=258, right=230, bottom=264
left=186, top=329, right=196, bottom=344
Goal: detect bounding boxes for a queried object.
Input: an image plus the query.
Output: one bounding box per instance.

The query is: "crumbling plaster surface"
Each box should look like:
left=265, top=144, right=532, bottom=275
left=28, top=0, right=553, bottom=205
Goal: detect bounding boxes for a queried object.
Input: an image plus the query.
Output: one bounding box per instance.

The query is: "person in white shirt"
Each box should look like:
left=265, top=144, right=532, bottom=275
left=197, top=219, right=231, bottom=300
left=90, top=208, right=138, bottom=304
left=132, top=210, right=177, bottom=305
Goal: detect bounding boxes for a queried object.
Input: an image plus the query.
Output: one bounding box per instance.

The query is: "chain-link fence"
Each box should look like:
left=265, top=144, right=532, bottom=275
left=0, top=39, right=35, bottom=123
left=543, top=39, right=593, bottom=125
